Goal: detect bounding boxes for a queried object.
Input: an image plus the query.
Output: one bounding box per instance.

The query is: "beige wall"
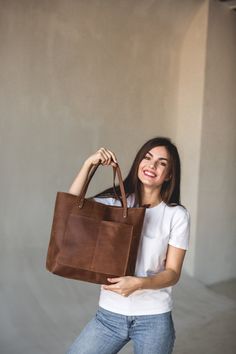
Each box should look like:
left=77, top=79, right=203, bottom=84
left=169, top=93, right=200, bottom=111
left=0, top=0, right=202, bottom=250
left=195, top=0, right=236, bottom=284
left=175, top=1, right=209, bottom=276
left=2, top=2, right=236, bottom=352
left=0, top=0, right=235, bottom=295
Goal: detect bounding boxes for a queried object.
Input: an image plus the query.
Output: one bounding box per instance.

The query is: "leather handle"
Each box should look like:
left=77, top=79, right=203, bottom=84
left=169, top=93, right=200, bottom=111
left=78, top=163, right=128, bottom=218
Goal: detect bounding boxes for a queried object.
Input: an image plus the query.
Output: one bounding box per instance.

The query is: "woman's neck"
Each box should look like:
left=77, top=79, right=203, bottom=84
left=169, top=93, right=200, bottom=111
left=140, top=186, right=162, bottom=207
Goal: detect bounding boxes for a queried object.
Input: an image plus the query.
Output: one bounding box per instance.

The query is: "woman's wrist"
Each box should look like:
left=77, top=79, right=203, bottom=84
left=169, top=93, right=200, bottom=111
left=136, top=276, right=150, bottom=290
left=83, top=157, right=94, bottom=170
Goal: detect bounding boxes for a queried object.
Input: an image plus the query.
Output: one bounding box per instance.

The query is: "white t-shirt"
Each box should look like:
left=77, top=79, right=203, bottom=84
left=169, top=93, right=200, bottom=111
left=94, top=194, right=190, bottom=316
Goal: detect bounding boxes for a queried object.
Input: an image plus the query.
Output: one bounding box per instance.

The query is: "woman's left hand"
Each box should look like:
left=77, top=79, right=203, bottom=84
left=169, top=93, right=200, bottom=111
left=102, top=276, right=142, bottom=297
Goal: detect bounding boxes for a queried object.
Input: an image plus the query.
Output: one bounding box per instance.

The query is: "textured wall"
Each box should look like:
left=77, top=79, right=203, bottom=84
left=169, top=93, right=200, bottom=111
left=195, top=0, right=236, bottom=284
left=0, top=0, right=203, bottom=262
left=175, top=0, right=209, bottom=275
left=1, top=0, right=235, bottom=353
left=0, top=0, right=200, bottom=257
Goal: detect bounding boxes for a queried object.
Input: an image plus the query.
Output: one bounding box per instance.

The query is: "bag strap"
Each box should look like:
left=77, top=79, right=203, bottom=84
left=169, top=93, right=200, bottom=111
left=112, top=167, right=122, bottom=204
left=78, top=163, right=128, bottom=218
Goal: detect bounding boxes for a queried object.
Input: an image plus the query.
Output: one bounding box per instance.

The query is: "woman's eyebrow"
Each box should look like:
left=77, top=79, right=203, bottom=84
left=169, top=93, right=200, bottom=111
left=147, top=151, right=169, bottom=161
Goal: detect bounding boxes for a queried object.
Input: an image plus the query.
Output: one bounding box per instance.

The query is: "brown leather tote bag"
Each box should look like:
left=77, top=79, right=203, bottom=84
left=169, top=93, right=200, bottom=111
left=46, top=163, right=146, bottom=284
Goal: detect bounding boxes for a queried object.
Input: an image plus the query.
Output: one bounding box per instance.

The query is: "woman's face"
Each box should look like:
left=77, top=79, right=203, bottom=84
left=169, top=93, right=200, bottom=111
left=138, top=146, right=171, bottom=189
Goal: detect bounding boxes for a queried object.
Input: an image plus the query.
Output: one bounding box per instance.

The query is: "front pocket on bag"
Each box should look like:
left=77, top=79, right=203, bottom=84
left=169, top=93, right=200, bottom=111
left=91, top=220, right=133, bottom=275
left=58, top=214, right=133, bottom=276
left=58, top=214, right=99, bottom=270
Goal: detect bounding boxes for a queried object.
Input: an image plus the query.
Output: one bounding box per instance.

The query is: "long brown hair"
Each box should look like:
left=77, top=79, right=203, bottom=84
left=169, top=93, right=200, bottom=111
left=95, top=137, right=183, bottom=207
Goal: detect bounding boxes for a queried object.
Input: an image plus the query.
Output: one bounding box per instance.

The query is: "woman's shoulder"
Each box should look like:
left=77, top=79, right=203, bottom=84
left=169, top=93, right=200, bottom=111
left=164, top=202, right=190, bottom=221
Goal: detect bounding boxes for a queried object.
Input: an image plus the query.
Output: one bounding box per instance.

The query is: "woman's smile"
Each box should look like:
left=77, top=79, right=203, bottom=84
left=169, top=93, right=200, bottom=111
left=143, top=169, right=157, bottom=178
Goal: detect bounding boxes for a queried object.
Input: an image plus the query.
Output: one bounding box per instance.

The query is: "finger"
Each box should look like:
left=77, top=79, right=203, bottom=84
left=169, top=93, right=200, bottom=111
left=99, top=148, right=113, bottom=165
left=102, top=284, right=120, bottom=291
left=98, top=150, right=110, bottom=165
left=100, top=148, right=117, bottom=165
left=102, top=285, right=130, bottom=297
left=107, top=277, right=122, bottom=283
left=107, top=150, right=118, bottom=164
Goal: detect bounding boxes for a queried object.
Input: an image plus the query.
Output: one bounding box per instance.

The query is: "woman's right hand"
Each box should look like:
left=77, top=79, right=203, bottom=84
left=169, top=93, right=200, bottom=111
left=68, top=148, right=118, bottom=196
left=86, top=147, right=118, bottom=167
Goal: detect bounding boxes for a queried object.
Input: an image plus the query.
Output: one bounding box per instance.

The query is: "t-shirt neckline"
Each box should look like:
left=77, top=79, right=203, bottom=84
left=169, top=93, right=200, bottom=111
left=146, top=200, right=165, bottom=210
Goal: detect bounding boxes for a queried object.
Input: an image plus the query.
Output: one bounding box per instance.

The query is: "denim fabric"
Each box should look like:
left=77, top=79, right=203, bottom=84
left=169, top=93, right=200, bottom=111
left=66, top=307, right=176, bottom=354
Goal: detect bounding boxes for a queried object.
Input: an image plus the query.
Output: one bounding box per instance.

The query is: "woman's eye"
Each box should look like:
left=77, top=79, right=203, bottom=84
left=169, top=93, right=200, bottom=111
left=161, top=163, right=167, bottom=167
left=144, top=156, right=150, bottom=160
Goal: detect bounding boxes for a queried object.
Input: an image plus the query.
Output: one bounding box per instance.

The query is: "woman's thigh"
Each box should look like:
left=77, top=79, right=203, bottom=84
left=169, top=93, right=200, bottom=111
left=66, top=308, right=129, bottom=354
left=130, top=311, right=176, bottom=354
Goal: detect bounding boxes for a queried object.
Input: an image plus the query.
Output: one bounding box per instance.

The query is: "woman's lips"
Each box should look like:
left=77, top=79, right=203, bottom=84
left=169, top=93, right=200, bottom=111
left=143, top=170, right=157, bottom=178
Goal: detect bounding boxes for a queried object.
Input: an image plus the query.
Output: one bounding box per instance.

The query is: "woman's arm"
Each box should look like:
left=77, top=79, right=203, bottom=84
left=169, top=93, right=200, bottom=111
left=68, top=148, right=117, bottom=196
left=103, top=245, right=186, bottom=296
left=138, top=245, right=186, bottom=290
left=68, top=159, right=94, bottom=196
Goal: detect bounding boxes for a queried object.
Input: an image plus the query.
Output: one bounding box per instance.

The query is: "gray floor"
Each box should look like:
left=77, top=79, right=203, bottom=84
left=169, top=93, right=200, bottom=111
left=0, top=247, right=236, bottom=354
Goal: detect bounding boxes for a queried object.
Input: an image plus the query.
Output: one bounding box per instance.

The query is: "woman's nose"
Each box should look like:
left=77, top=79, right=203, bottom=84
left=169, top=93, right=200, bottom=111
left=149, top=162, right=156, bottom=169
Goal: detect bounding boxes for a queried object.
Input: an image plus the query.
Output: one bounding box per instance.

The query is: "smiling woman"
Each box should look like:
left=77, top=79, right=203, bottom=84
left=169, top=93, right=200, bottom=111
left=138, top=146, right=171, bottom=206
left=67, top=137, right=190, bottom=354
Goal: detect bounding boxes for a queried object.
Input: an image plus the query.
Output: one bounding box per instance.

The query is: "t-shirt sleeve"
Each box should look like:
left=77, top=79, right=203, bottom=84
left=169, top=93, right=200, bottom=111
left=93, top=196, right=121, bottom=206
left=168, top=207, right=190, bottom=250
left=93, top=195, right=134, bottom=207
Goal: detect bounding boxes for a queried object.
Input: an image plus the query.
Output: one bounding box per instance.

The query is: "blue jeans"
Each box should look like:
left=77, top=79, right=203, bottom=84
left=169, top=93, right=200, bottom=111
left=66, top=307, right=176, bottom=354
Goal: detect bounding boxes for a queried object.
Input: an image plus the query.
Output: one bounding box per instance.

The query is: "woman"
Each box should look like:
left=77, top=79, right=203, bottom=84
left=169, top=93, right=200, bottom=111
left=67, top=137, right=190, bottom=354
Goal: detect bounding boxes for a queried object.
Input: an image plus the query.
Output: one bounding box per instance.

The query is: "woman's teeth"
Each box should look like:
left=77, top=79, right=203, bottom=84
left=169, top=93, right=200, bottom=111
left=144, top=170, right=156, bottom=177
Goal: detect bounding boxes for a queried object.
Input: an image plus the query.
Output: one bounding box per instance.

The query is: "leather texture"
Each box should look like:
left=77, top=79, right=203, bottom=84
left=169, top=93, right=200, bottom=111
left=46, top=164, right=146, bottom=284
